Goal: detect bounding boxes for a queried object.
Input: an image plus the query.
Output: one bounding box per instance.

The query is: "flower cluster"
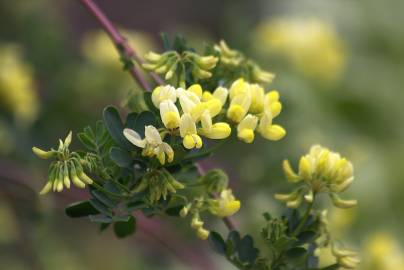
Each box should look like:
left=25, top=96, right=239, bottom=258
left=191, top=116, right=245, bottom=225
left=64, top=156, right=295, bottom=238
left=253, top=17, right=345, bottom=82
left=32, top=132, right=94, bottom=194
left=123, top=81, right=286, bottom=165
left=227, top=78, right=286, bottom=143
left=0, top=43, right=39, bottom=125
left=276, top=145, right=357, bottom=209
left=133, top=168, right=184, bottom=203
left=143, top=50, right=218, bottom=85
left=213, top=40, right=275, bottom=84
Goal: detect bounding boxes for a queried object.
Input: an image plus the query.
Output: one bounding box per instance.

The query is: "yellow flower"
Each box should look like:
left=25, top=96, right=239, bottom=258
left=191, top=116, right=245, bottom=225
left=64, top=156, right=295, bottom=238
left=253, top=17, right=345, bottom=82
left=0, top=44, right=39, bottom=125
left=227, top=90, right=251, bottom=123
left=209, top=189, right=241, bottom=217
left=237, top=114, right=259, bottom=143
left=257, top=110, right=286, bottom=141
left=159, top=100, right=181, bottom=129
left=202, top=86, right=229, bottom=105
left=276, top=145, right=357, bottom=209
left=363, top=232, right=404, bottom=270
left=196, top=227, right=210, bottom=240
left=249, top=84, right=265, bottom=114
left=179, top=113, right=202, bottom=149
left=123, top=125, right=174, bottom=164
left=151, top=85, right=177, bottom=107
left=187, top=84, right=203, bottom=99
left=332, top=244, right=360, bottom=269
left=199, top=110, right=231, bottom=139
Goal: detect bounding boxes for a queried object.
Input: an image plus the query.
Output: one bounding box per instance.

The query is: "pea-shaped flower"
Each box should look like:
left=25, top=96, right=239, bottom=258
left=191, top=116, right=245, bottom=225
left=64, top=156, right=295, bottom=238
left=276, top=145, right=357, bottom=209
left=208, top=189, right=241, bottom=217
left=123, top=125, right=174, bottom=165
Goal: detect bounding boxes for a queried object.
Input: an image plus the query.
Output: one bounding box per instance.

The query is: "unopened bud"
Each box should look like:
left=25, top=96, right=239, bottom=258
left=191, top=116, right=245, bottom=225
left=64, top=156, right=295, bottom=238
left=32, top=147, right=55, bottom=159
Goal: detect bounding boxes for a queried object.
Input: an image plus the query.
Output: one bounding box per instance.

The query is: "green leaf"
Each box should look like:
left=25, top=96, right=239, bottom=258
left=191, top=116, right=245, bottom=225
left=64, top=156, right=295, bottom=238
left=297, top=231, right=317, bottom=245
left=134, top=111, right=156, bottom=137
left=238, top=235, right=259, bottom=265
left=114, top=215, right=136, bottom=238
left=143, top=92, right=158, bottom=113
left=110, top=147, right=133, bottom=168
left=90, top=189, right=117, bottom=208
left=99, top=222, right=110, bottom=232
left=263, top=212, right=272, bottom=221
left=125, top=112, right=138, bottom=130
left=112, top=215, right=131, bottom=222
left=77, top=132, right=97, bottom=151
left=285, top=247, right=307, bottom=260
left=89, top=215, right=113, bottom=223
left=165, top=205, right=185, bottom=217
left=160, top=32, right=170, bottom=51
left=209, top=231, right=226, bottom=255
left=89, top=198, right=112, bottom=215
left=103, top=106, right=131, bottom=148
left=65, top=201, right=100, bottom=218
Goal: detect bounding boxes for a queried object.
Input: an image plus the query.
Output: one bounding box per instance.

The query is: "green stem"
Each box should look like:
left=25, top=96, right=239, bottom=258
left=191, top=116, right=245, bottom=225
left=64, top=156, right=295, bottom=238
left=292, top=199, right=314, bottom=237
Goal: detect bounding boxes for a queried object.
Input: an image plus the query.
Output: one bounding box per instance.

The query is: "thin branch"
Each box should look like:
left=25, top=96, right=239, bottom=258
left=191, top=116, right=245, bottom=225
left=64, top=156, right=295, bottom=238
left=78, top=0, right=238, bottom=232
left=79, top=0, right=163, bottom=90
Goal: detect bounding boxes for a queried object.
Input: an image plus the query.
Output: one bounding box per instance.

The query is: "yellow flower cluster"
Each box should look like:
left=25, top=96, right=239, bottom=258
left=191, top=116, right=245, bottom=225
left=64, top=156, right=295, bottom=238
left=123, top=78, right=286, bottom=164
left=276, top=145, right=356, bottom=209
left=363, top=232, right=404, bottom=270
left=253, top=17, right=345, bottom=82
left=152, top=84, right=232, bottom=148
left=226, top=78, right=286, bottom=143
left=0, top=44, right=39, bottom=125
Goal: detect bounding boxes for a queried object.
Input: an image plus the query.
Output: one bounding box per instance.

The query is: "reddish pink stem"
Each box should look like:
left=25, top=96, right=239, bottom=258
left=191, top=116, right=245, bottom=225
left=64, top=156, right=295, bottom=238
left=79, top=0, right=164, bottom=90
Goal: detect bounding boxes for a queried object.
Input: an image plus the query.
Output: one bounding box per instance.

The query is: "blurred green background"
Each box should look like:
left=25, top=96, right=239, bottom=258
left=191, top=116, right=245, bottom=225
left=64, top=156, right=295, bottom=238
left=1, top=0, right=403, bottom=269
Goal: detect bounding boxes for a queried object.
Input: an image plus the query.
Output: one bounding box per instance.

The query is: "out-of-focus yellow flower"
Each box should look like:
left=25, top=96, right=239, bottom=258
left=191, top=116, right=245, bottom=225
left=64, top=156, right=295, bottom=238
left=332, top=244, right=360, bottom=269
left=0, top=44, right=39, bottom=125
left=276, top=145, right=356, bottom=209
left=253, top=17, right=346, bottom=82
left=81, top=29, right=155, bottom=67
left=361, top=232, right=404, bottom=270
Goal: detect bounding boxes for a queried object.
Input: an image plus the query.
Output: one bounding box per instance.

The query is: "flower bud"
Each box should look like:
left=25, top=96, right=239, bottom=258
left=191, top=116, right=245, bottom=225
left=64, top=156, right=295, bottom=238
left=32, top=147, right=55, bottom=159
left=196, top=55, right=218, bottom=70
left=144, top=51, right=163, bottom=62
left=196, top=228, right=210, bottom=240
left=192, top=66, right=212, bottom=79
left=282, top=160, right=301, bottom=183
left=330, top=193, right=357, bottom=209
left=39, top=181, right=53, bottom=195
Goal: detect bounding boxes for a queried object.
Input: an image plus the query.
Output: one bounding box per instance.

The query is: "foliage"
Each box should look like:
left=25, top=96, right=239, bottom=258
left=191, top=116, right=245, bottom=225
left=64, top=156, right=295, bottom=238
left=32, top=33, right=359, bottom=269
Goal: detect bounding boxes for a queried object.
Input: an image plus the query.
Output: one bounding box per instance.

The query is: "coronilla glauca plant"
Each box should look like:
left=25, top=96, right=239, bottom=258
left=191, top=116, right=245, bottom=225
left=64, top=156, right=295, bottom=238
left=31, top=0, right=360, bottom=269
